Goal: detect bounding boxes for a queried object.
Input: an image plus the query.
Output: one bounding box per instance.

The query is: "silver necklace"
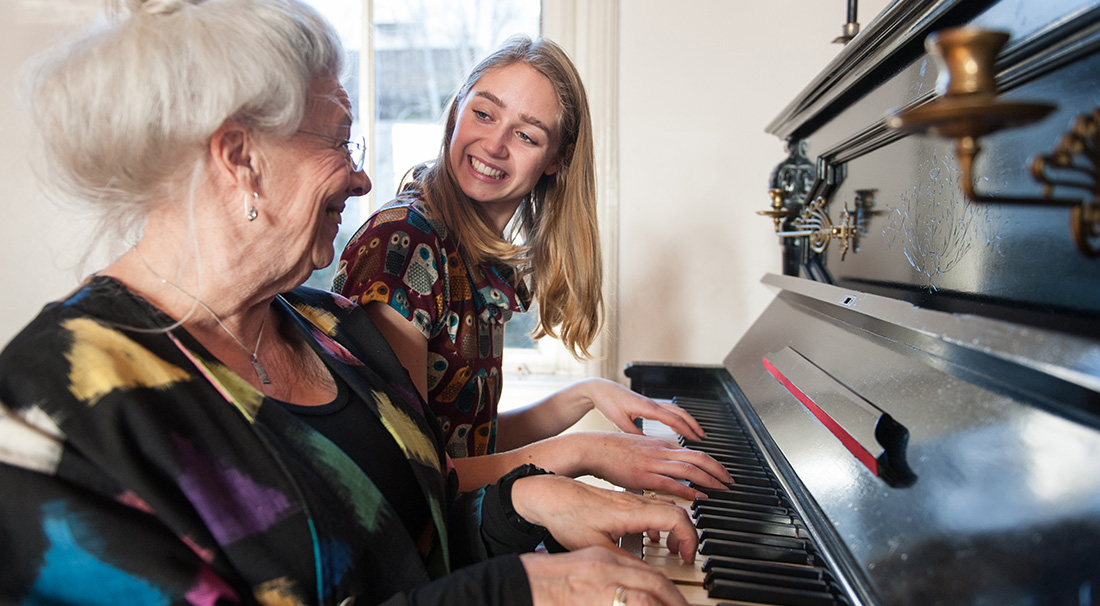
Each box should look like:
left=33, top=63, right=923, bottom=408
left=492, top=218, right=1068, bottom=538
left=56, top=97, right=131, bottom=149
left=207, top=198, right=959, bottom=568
left=133, top=247, right=272, bottom=384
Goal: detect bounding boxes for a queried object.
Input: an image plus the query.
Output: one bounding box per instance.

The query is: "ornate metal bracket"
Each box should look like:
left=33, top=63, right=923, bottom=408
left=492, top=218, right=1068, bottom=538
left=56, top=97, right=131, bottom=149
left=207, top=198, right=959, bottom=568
left=887, top=27, right=1100, bottom=257
left=768, top=139, right=816, bottom=209
left=763, top=195, right=859, bottom=260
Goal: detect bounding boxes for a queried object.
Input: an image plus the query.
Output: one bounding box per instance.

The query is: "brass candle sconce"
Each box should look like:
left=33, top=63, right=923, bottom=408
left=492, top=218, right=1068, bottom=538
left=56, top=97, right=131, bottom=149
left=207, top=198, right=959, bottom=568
left=758, top=188, right=797, bottom=232
left=888, top=27, right=1100, bottom=257
left=759, top=191, right=860, bottom=260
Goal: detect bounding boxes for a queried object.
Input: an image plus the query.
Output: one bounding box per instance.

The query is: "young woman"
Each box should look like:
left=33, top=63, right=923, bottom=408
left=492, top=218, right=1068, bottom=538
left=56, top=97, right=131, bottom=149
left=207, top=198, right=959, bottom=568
left=336, top=36, right=731, bottom=496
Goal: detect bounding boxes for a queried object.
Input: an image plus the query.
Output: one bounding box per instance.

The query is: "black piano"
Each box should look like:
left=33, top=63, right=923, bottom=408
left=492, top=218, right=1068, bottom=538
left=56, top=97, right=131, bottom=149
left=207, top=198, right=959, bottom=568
left=625, top=0, right=1100, bottom=604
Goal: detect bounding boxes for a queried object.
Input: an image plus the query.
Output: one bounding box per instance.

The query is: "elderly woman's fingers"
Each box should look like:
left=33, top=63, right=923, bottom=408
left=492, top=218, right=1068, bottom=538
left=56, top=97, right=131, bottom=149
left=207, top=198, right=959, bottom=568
left=512, top=475, right=700, bottom=564
left=521, top=547, right=689, bottom=606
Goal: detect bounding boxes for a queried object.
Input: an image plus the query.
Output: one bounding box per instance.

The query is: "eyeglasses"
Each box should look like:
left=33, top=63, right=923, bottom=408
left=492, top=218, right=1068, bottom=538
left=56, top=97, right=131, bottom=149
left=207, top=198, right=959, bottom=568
left=297, top=129, right=367, bottom=172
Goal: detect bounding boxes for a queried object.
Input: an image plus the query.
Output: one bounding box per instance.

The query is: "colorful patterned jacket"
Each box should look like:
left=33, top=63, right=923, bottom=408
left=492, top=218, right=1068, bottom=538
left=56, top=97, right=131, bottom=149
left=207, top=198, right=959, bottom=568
left=335, top=196, right=529, bottom=459
left=0, top=277, right=533, bottom=605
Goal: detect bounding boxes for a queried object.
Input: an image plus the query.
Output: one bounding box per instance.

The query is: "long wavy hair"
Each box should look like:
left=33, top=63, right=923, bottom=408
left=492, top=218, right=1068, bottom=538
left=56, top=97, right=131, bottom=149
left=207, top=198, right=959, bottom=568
left=405, top=35, right=602, bottom=359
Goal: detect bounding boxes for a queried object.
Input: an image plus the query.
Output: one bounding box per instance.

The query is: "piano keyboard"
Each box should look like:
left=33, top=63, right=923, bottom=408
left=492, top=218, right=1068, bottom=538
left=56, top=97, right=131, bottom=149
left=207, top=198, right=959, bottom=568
left=638, top=397, right=851, bottom=606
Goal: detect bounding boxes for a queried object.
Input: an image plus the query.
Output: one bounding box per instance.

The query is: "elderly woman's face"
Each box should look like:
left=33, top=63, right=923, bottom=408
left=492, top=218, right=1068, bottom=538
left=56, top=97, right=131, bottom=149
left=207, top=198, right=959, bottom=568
left=260, top=74, right=370, bottom=279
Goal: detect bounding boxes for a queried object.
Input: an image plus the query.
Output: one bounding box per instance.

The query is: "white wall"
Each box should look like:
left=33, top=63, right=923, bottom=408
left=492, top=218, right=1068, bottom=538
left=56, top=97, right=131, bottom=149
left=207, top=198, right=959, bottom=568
left=0, top=0, right=891, bottom=369
left=1, top=0, right=105, bottom=345
left=613, top=0, right=889, bottom=375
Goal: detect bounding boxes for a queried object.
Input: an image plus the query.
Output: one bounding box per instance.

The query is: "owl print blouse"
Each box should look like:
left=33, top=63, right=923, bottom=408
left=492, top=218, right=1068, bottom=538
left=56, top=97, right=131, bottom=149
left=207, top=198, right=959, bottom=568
left=0, top=278, right=536, bottom=606
left=335, top=196, right=527, bottom=459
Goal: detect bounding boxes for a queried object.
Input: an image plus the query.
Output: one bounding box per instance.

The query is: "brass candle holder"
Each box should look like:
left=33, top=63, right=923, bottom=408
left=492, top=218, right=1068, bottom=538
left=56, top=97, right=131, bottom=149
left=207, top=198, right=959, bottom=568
left=887, top=27, right=1100, bottom=257
left=758, top=189, right=797, bottom=232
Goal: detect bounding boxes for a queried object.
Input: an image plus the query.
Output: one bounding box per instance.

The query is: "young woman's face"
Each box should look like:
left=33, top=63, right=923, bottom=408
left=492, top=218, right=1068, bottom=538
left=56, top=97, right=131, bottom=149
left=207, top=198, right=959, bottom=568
left=448, top=62, right=563, bottom=228
left=260, top=75, right=371, bottom=280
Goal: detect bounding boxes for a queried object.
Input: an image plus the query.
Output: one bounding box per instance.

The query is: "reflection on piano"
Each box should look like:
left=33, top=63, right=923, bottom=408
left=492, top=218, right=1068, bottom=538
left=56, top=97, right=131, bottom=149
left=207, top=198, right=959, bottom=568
left=623, top=1, right=1100, bottom=604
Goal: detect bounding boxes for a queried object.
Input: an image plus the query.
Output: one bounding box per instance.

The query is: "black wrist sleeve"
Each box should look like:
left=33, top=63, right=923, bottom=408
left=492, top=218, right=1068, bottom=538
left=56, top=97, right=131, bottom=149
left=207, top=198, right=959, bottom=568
left=480, top=464, right=552, bottom=555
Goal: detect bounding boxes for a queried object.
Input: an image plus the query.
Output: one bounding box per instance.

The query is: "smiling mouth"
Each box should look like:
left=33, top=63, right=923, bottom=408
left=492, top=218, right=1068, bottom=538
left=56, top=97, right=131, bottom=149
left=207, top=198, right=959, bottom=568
left=325, top=207, right=343, bottom=224
left=470, top=156, right=506, bottom=180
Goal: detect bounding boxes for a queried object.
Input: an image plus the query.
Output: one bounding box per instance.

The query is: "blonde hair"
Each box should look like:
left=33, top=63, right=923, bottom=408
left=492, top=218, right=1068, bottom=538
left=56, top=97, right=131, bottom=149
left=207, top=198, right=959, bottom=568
left=25, top=0, right=343, bottom=247
left=407, top=35, right=602, bottom=359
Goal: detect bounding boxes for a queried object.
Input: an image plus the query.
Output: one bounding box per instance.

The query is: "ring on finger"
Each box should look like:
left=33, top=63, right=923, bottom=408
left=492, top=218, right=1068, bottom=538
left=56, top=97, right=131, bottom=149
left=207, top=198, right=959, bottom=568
left=613, top=585, right=628, bottom=606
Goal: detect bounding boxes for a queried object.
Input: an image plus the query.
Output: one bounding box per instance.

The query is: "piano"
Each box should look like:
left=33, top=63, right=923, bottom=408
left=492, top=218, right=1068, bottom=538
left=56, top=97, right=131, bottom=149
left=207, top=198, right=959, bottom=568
left=624, top=0, right=1100, bottom=604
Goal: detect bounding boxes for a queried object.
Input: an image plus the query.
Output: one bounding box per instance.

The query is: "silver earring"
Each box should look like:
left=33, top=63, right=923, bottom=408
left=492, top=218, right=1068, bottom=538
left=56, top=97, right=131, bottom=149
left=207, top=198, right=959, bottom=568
left=245, top=192, right=258, bottom=221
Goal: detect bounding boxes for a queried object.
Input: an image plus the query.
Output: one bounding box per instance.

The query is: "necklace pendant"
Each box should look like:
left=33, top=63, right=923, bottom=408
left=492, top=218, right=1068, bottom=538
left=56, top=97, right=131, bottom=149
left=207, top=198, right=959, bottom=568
left=250, top=354, right=271, bottom=385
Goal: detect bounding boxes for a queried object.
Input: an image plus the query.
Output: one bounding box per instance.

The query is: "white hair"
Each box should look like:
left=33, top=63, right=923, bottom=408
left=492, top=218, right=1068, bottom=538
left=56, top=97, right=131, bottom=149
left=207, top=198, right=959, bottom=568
left=24, top=0, right=344, bottom=248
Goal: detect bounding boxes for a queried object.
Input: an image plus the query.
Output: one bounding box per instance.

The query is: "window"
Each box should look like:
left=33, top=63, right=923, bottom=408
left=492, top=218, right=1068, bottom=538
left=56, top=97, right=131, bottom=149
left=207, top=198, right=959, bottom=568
left=302, top=0, right=624, bottom=403
left=300, top=0, right=365, bottom=292
left=304, top=0, right=538, bottom=290
left=370, top=1, right=541, bottom=204
left=303, top=1, right=575, bottom=369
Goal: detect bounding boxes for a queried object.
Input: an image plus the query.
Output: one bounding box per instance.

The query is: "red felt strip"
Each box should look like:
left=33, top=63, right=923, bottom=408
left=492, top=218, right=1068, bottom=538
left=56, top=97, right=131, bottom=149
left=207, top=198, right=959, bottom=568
left=762, top=356, right=879, bottom=476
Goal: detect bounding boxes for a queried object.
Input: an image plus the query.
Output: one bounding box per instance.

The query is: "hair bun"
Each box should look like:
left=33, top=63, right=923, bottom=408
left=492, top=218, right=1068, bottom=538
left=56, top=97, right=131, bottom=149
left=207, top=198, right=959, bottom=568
left=124, top=0, right=197, bottom=17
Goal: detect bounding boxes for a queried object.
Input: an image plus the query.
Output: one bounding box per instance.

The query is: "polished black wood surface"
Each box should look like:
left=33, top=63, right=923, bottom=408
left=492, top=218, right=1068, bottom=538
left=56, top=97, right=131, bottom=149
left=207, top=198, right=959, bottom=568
left=627, top=2, right=1100, bottom=604
left=766, top=0, right=1100, bottom=338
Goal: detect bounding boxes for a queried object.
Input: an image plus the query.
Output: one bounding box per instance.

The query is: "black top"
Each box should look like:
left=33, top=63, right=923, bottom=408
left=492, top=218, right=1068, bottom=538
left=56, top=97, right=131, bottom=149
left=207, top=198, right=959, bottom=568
left=277, top=370, right=431, bottom=541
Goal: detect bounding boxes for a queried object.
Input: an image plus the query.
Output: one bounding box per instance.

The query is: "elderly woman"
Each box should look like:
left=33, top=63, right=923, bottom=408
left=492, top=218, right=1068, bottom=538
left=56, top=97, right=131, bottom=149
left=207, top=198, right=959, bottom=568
left=0, top=1, right=696, bottom=605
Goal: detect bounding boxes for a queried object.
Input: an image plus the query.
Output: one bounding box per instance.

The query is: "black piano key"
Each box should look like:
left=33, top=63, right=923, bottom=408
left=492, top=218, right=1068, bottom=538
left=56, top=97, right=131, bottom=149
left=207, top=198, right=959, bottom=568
left=696, top=483, right=777, bottom=497
left=684, top=425, right=750, bottom=436
left=687, top=413, right=735, bottom=423
left=724, top=467, right=774, bottom=481
left=691, top=426, right=742, bottom=437
left=695, top=514, right=808, bottom=539
left=698, top=487, right=791, bottom=508
left=691, top=416, right=740, bottom=426
left=700, top=537, right=812, bottom=565
left=702, top=555, right=828, bottom=580
left=693, top=499, right=794, bottom=519
left=699, top=452, right=762, bottom=467
left=693, top=417, right=739, bottom=428
left=695, top=508, right=800, bottom=532
left=684, top=432, right=752, bottom=444
left=705, top=567, right=830, bottom=594
left=691, top=443, right=759, bottom=458
left=690, top=414, right=742, bottom=424
left=692, top=425, right=738, bottom=435
left=672, top=397, right=729, bottom=411
left=696, top=428, right=750, bottom=439
left=693, top=506, right=792, bottom=522
left=702, top=440, right=757, bottom=452
left=723, top=474, right=776, bottom=489
left=708, top=452, right=768, bottom=468
left=699, top=528, right=813, bottom=551
left=706, top=578, right=839, bottom=606
left=717, top=466, right=771, bottom=481
left=689, top=438, right=756, bottom=451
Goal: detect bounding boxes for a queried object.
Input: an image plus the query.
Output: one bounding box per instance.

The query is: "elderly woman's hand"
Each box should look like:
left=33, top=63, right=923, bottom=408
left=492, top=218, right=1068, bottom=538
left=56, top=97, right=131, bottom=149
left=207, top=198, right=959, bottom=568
left=521, top=546, right=689, bottom=606
left=511, top=474, right=699, bottom=563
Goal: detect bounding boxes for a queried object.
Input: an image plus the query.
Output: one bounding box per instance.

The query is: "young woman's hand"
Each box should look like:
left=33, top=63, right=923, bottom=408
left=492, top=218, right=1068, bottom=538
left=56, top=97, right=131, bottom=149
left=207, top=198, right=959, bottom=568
left=521, top=547, right=689, bottom=606
left=510, top=474, right=699, bottom=562
left=579, top=378, right=708, bottom=442
left=557, top=432, right=732, bottom=501
left=496, top=378, right=708, bottom=452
